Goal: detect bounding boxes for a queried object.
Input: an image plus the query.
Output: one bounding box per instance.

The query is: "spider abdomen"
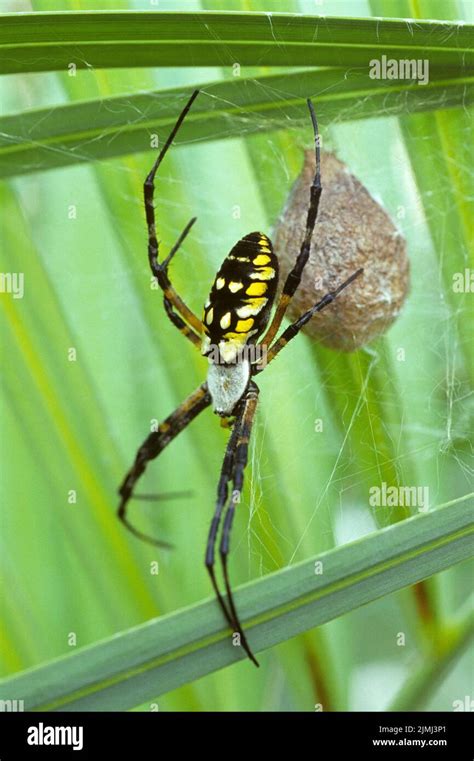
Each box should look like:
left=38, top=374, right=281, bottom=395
left=201, top=232, right=279, bottom=363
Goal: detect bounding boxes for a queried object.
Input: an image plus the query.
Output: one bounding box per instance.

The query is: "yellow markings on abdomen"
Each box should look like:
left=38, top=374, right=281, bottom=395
left=246, top=281, right=267, bottom=296
left=220, top=312, right=231, bottom=329
left=236, top=297, right=267, bottom=319
left=235, top=318, right=255, bottom=333
left=249, top=267, right=275, bottom=281
left=201, top=231, right=278, bottom=360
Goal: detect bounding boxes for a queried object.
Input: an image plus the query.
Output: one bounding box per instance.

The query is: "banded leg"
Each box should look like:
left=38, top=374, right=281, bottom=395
left=163, top=297, right=201, bottom=349
left=220, top=383, right=260, bottom=666
left=255, top=269, right=363, bottom=373
left=118, top=383, right=211, bottom=546
left=260, top=98, right=322, bottom=348
left=205, top=415, right=242, bottom=629
left=205, top=383, right=260, bottom=667
left=144, top=90, right=203, bottom=341
left=205, top=407, right=258, bottom=664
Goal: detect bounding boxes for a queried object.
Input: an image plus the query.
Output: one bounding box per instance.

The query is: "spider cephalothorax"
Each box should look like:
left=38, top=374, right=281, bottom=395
left=117, top=90, right=362, bottom=667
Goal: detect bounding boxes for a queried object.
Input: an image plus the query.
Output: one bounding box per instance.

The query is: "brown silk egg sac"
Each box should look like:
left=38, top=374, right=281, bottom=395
left=274, top=151, right=410, bottom=352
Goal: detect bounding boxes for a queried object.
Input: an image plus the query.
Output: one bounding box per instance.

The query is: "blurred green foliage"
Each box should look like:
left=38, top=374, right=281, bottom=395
left=0, top=0, right=472, bottom=711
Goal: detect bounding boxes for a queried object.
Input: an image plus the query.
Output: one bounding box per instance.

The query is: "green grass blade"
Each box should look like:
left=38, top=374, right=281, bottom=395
left=0, top=11, right=472, bottom=74
left=1, top=495, right=472, bottom=711
left=1, top=67, right=472, bottom=178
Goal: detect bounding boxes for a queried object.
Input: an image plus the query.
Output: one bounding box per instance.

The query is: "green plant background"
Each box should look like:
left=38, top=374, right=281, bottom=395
left=1, top=0, right=472, bottom=711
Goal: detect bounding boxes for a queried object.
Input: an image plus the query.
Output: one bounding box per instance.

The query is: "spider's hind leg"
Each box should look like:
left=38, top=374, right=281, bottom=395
left=205, top=382, right=260, bottom=667
left=205, top=417, right=241, bottom=631
left=118, top=382, right=211, bottom=546
left=220, top=383, right=260, bottom=667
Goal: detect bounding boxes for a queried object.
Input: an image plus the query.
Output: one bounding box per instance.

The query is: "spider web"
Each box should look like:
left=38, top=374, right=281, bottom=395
left=5, top=0, right=473, bottom=566
left=2, top=0, right=473, bottom=710
left=3, top=0, right=472, bottom=542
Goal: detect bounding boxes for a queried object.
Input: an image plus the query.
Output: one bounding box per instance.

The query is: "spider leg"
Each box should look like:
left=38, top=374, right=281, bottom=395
left=144, top=89, right=203, bottom=343
left=220, top=383, right=260, bottom=667
left=205, top=416, right=242, bottom=630
left=152, top=217, right=202, bottom=346
left=254, top=269, right=363, bottom=373
left=163, top=297, right=201, bottom=349
left=205, top=385, right=260, bottom=666
left=118, top=382, right=211, bottom=546
left=133, top=490, right=192, bottom=501
left=260, top=98, right=322, bottom=348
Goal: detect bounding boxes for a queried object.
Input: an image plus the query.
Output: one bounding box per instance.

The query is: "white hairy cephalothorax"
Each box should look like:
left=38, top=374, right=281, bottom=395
left=207, top=357, right=250, bottom=416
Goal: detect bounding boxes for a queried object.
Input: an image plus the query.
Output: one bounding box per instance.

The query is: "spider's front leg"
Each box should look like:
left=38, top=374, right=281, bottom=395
left=260, top=98, right=322, bottom=349
left=143, top=89, right=203, bottom=347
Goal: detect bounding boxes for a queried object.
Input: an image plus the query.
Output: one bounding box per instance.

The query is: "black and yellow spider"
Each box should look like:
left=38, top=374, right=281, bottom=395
left=118, top=90, right=362, bottom=666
